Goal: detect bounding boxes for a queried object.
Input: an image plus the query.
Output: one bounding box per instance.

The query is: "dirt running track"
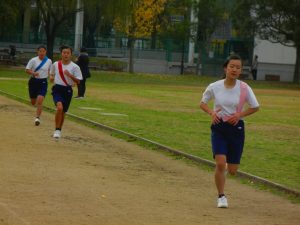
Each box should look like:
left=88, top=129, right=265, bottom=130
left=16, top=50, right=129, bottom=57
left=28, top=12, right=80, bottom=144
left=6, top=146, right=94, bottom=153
left=0, top=94, right=299, bottom=225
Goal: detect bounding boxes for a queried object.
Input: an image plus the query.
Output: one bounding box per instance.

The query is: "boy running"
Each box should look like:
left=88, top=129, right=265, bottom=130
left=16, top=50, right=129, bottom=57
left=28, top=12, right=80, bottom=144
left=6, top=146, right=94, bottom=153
left=25, top=45, right=52, bottom=126
left=49, top=45, right=82, bottom=139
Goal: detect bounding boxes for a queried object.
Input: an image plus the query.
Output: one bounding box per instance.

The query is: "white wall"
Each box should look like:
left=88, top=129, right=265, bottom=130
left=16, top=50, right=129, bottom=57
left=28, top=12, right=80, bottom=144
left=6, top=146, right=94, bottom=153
left=253, top=38, right=296, bottom=64
left=253, top=38, right=296, bottom=81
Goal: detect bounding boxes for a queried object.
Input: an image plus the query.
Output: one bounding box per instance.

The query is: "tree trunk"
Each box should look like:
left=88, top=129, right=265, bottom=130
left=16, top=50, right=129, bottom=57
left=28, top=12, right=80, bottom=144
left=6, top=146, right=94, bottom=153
left=46, top=34, right=55, bottom=60
left=45, top=21, right=56, bottom=60
left=86, top=31, right=96, bottom=48
left=85, top=24, right=97, bottom=48
left=128, top=38, right=135, bottom=73
left=151, top=29, right=157, bottom=49
left=44, top=17, right=56, bottom=60
left=180, top=41, right=185, bottom=75
left=22, top=4, right=31, bottom=44
left=196, top=43, right=203, bottom=76
left=293, top=45, right=300, bottom=83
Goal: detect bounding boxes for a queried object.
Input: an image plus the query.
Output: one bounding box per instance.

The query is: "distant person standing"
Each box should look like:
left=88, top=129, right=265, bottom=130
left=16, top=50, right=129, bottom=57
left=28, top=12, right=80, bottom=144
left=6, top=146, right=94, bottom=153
left=75, top=47, right=90, bottom=99
left=50, top=45, right=82, bottom=139
left=251, top=55, right=258, bottom=80
left=25, top=45, right=52, bottom=126
left=9, top=45, right=16, bottom=60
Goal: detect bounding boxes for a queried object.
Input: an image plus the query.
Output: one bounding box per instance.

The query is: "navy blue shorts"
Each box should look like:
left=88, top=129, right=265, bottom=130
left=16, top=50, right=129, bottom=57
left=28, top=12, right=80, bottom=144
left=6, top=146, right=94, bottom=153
left=51, top=84, right=73, bottom=112
left=28, top=78, right=48, bottom=99
left=211, top=120, right=245, bottom=164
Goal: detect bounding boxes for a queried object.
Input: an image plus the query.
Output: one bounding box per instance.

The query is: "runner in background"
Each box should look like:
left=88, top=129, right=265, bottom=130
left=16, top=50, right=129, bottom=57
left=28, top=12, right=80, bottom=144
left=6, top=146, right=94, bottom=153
left=49, top=45, right=82, bottom=139
left=25, top=45, right=52, bottom=126
left=200, top=54, right=259, bottom=208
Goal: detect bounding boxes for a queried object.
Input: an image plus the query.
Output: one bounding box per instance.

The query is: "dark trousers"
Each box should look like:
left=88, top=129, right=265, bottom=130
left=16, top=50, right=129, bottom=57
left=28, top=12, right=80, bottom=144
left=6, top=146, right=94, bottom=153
left=251, top=69, right=257, bottom=80
left=77, top=78, right=86, bottom=97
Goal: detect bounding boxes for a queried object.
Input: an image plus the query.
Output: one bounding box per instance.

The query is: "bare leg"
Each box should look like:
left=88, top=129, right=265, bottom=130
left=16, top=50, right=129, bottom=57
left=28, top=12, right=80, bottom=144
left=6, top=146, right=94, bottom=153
left=227, top=163, right=239, bottom=176
left=59, top=112, right=65, bottom=129
left=55, top=102, right=64, bottom=129
left=36, top=95, right=44, bottom=118
left=215, top=155, right=227, bottom=195
left=30, top=98, right=36, bottom=106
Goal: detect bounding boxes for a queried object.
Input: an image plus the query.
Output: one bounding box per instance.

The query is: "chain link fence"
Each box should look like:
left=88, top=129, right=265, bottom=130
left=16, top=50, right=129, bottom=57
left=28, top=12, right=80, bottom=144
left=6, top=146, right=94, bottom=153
left=0, top=32, right=253, bottom=76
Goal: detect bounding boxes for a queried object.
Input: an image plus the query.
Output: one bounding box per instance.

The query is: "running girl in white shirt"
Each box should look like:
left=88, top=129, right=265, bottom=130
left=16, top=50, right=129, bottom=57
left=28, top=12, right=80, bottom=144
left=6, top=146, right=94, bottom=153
left=49, top=45, right=82, bottom=139
left=200, top=54, right=259, bottom=208
left=25, top=45, right=52, bottom=126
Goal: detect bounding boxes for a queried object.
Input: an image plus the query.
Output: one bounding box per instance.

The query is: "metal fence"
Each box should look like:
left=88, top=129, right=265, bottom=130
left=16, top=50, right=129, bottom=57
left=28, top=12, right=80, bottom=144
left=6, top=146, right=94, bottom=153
left=0, top=32, right=253, bottom=76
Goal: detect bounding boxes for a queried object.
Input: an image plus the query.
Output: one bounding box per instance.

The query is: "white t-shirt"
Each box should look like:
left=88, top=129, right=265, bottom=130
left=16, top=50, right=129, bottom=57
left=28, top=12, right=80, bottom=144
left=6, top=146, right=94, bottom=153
left=50, top=61, right=82, bottom=86
left=25, top=56, right=52, bottom=79
left=201, top=79, right=259, bottom=119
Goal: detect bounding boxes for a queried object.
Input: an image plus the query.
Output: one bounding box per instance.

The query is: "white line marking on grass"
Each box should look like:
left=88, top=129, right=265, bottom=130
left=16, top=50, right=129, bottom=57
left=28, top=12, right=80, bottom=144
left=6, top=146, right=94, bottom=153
left=100, top=112, right=128, bottom=117
left=78, top=107, right=128, bottom=116
left=0, top=77, right=27, bottom=81
left=0, top=202, right=31, bottom=225
left=78, top=107, right=104, bottom=111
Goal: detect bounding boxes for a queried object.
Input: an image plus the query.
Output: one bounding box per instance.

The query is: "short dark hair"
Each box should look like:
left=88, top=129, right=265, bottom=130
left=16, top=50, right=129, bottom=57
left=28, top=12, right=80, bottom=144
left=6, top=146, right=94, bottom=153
left=37, top=45, right=47, bottom=51
left=223, top=54, right=242, bottom=68
left=59, top=45, right=72, bottom=53
left=221, top=54, right=242, bottom=78
left=80, top=47, right=87, bottom=52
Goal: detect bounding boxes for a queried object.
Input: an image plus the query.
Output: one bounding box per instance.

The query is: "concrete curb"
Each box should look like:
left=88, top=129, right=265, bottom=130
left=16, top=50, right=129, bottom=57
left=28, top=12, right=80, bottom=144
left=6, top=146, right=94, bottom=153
left=1, top=89, right=299, bottom=199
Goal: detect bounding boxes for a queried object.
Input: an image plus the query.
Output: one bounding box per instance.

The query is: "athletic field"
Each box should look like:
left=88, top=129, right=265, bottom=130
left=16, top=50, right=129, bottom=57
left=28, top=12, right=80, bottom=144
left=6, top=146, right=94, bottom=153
left=1, top=67, right=299, bottom=192
left=0, top=67, right=300, bottom=224
left=1, top=95, right=300, bottom=225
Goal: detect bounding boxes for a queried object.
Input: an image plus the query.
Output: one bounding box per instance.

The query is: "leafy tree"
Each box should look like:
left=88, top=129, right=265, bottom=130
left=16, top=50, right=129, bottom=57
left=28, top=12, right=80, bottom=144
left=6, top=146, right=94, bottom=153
left=83, top=0, right=119, bottom=48
left=0, top=1, right=30, bottom=39
left=192, top=0, right=223, bottom=75
left=114, top=0, right=167, bottom=73
left=161, top=0, right=192, bottom=74
left=232, top=0, right=300, bottom=83
left=36, top=0, right=80, bottom=59
left=149, top=9, right=166, bottom=49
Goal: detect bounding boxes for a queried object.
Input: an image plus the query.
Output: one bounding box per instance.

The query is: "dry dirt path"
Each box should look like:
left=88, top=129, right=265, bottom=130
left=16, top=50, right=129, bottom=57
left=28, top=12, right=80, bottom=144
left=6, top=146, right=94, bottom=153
left=0, top=94, right=299, bottom=225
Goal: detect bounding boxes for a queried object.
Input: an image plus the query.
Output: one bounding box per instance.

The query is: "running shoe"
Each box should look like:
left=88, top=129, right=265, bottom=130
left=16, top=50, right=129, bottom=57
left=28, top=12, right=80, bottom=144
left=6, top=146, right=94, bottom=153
left=53, top=130, right=61, bottom=139
left=35, top=117, right=40, bottom=126
left=217, top=196, right=228, bottom=208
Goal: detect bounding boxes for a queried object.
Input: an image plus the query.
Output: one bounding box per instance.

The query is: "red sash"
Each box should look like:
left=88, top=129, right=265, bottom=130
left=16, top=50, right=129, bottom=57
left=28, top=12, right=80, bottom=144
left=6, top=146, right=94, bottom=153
left=58, top=61, right=69, bottom=86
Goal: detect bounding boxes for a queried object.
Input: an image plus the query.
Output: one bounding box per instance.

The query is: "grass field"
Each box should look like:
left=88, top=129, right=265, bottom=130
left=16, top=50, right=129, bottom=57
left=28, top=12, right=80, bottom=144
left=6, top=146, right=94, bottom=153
left=1, top=66, right=300, bottom=192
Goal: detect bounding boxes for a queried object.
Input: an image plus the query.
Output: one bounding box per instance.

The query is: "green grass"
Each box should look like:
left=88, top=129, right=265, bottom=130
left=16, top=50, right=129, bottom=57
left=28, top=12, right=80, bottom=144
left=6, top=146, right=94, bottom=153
left=1, top=67, right=300, bottom=193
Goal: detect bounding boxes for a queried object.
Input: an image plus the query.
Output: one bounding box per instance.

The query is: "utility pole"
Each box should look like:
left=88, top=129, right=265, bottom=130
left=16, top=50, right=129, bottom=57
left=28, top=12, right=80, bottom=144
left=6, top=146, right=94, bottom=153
left=188, top=4, right=197, bottom=65
left=74, top=0, right=84, bottom=53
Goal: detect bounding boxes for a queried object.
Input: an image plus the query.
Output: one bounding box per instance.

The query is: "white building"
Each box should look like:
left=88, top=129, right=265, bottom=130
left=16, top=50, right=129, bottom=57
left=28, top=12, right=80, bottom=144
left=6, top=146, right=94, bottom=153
left=253, top=38, right=296, bottom=82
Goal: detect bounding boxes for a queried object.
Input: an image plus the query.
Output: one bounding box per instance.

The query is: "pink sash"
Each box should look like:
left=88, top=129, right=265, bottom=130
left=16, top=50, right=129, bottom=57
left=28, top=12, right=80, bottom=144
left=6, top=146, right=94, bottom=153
left=223, top=81, right=248, bottom=121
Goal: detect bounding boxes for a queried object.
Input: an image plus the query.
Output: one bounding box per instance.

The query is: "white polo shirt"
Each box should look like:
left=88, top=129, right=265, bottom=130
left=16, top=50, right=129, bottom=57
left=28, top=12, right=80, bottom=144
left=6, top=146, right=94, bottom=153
left=201, top=79, right=259, bottom=119
left=25, top=56, right=52, bottom=79
left=50, top=61, right=82, bottom=86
